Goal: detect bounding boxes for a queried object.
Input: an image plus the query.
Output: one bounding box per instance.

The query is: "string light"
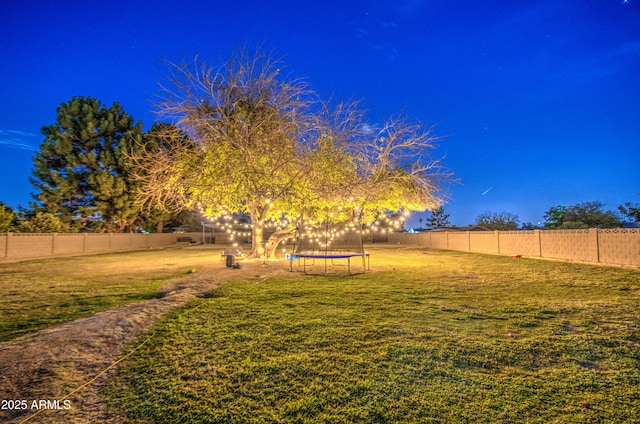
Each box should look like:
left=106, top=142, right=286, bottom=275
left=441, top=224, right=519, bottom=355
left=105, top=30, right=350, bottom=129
left=198, top=202, right=408, bottom=249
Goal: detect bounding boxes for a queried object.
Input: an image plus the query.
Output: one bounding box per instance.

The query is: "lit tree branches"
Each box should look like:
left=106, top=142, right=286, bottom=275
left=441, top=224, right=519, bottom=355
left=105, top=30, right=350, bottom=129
left=128, top=48, right=454, bottom=258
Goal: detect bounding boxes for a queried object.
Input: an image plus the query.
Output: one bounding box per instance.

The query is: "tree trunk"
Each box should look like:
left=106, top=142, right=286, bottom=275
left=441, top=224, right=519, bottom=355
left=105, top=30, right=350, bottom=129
left=249, top=230, right=265, bottom=259
left=247, top=207, right=265, bottom=259
left=264, top=228, right=297, bottom=259
left=114, top=219, right=128, bottom=233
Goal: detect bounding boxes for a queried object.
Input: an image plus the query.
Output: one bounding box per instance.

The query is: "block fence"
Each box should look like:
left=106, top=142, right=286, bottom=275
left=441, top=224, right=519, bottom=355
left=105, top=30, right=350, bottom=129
left=388, top=228, right=640, bottom=268
left=2, top=229, right=639, bottom=268
left=0, top=232, right=210, bottom=261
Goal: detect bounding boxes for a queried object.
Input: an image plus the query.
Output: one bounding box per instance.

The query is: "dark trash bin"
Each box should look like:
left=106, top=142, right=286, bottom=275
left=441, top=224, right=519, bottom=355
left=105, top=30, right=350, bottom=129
left=224, top=246, right=242, bottom=268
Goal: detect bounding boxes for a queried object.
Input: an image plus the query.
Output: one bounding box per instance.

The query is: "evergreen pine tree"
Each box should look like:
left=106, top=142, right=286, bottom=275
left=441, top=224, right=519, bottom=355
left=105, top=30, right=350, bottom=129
left=30, top=96, right=143, bottom=232
left=426, top=206, right=451, bottom=229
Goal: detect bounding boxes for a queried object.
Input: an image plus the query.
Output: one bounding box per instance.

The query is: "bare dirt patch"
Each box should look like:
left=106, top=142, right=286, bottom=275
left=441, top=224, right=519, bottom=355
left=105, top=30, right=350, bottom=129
left=0, top=259, right=288, bottom=423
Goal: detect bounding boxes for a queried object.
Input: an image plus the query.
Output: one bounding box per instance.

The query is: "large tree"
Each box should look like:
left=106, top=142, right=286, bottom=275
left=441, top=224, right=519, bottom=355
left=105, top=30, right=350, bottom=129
left=129, top=50, right=317, bottom=257
left=619, top=194, right=640, bottom=223
left=122, top=122, right=191, bottom=233
left=425, top=206, right=451, bottom=229
left=544, top=201, right=622, bottom=229
left=130, top=49, right=452, bottom=258
left=263, top=107, right=451, bottom=255
left=475, top=211, right=519, bottom=230
left=31, top=96, right=143, bottom=232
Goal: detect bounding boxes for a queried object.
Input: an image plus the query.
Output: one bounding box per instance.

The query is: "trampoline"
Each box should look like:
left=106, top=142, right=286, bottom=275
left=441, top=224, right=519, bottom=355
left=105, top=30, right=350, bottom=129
left=288, top=213, right=370, bottom=275
left=289, top=251, right=370, bottom=274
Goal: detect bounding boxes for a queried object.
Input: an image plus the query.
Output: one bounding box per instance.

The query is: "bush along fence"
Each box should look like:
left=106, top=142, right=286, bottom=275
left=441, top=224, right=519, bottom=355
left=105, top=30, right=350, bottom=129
left=0, top=232, right=208, bottom=261
left=388, top=228, right=640, bottom=268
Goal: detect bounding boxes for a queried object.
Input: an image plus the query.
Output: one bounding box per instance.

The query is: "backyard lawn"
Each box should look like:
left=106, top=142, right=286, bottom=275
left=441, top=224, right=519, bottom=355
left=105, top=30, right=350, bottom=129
left=0, top=248, right=222, bottom=341
left=100, top=247, right=640, bottom=423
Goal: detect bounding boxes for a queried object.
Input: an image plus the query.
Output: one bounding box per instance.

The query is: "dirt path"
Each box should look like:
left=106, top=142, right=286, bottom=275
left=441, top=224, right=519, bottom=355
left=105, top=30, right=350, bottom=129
left=0, top=260, right=287, bottom=423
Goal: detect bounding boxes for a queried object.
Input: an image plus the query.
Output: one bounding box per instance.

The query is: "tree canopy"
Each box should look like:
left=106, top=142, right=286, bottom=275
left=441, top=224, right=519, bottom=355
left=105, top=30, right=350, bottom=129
left=129, top=49, right=452, bottom=258
left=618, top=194, right=640, bottom=223
left=543, top=201, right=622, bottom=229
left=0, top=202, right=17, bottom=232
left=474, top=211, right=519, bottom=230
left=18, top=211, right=71, bottom=233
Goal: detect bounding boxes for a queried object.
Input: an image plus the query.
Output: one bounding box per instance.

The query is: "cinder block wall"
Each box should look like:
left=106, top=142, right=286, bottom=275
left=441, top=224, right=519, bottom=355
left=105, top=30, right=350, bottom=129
left=430, top=232, right=449, bottom=249
left=469, top=231, right=499, bottom=254
left=0, top=231, right=208, bottom=261
left=3, top=229, right=639, bottom=267
left=4, top=233, right=54, bottom=258
left=540, top=230, right=597, bottom=262
left=85, top=234, right=110, bottom=253
left=53, top=233, right=85, bottom=255
left=497, top=230, right=541, bottom=257
left=598, top=229, right=640, bottom=266
left=447, top=232, right=470, bottom=251
left=390, top=228, right=640, bottom=268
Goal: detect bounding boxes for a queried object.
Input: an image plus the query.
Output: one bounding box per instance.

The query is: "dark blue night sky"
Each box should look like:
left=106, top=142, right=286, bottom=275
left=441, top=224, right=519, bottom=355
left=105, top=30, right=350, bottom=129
left=1, top=0, right=639, bottom=227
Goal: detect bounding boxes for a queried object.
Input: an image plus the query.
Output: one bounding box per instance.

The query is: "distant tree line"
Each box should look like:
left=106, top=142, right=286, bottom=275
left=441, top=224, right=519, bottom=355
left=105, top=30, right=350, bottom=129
left=542, top=201, right=624, bottom=229
left=472, top=200, right=634, bottom=230
left=475, top=211, right=520, bottom=230
left=413, top=198, right=639, bottom=232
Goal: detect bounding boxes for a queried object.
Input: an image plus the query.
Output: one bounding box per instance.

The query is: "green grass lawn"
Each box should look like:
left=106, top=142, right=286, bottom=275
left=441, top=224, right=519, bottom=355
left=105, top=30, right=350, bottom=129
left=0, top=248, right=221, bottom=341
left=102, top=247, right=640, bottom=423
